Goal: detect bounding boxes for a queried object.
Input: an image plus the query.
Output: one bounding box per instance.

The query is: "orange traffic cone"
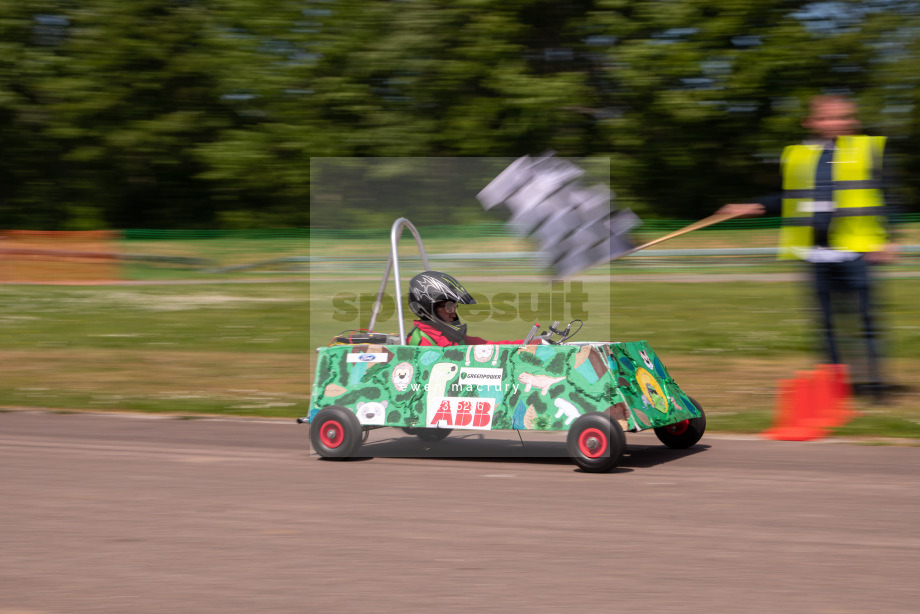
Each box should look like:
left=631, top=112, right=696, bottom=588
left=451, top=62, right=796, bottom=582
left=761, top=371, right=829, bottom=441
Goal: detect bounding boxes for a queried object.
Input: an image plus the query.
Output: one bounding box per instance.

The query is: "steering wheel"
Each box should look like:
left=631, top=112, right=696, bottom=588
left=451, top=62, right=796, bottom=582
left=522, top=320, right=583, bottom=345
left=559, top=319, right=583, bottom=342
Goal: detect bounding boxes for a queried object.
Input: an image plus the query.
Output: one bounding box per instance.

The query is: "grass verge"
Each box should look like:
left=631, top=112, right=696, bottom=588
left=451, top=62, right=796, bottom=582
left=3, top=274, right=918, bottom=440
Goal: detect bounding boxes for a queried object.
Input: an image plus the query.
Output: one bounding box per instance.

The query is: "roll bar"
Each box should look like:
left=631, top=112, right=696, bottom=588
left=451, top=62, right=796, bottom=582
left=367, top=218, right=430, bottom=344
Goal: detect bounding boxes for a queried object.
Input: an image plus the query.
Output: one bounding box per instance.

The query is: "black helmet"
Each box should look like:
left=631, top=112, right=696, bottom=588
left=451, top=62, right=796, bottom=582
left=408, top=270, right=476, bottom=321
left=408, top=271, right=476, bottom=343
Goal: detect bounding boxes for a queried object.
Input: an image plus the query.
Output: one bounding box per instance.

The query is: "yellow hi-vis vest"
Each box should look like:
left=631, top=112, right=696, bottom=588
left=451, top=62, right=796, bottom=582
left=779, top=135, right=887, bottom=260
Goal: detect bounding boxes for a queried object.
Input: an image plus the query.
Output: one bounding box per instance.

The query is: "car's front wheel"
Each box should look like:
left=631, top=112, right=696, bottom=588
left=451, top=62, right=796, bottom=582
left=654, top=398, right=706, bottom=449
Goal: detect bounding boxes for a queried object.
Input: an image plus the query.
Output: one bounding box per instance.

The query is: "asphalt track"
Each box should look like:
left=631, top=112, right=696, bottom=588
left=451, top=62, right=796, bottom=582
left=2, top=410, right=918, bottom=614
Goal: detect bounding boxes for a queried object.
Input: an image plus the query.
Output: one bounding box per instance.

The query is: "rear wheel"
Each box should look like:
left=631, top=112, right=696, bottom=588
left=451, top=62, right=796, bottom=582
left=566, top=413, right=625, bottom=473
left=310, top=406, right=363, bottom=459
left=654, top=398, right=706, bottom=449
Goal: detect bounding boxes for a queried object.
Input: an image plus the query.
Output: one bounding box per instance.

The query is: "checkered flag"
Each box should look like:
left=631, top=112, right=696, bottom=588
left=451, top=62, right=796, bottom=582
left=477, top=153, right=641, bottom=278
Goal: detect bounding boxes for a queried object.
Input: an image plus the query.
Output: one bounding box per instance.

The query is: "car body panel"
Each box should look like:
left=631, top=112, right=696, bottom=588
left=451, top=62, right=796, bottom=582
left=309, top=341, right=700, bottom=433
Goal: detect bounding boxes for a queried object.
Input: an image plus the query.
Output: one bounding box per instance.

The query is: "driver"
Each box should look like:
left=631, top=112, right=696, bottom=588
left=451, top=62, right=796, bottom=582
left=406, top=270, right=524, bottom=347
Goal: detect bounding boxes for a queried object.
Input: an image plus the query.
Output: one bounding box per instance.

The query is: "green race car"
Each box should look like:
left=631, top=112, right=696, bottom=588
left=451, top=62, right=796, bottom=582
left=300, top=219, right=705, bottom=473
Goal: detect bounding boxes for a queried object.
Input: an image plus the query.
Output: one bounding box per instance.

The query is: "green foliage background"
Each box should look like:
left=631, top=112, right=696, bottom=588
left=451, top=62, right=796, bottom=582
left=2, top=0, right=919, bottom=229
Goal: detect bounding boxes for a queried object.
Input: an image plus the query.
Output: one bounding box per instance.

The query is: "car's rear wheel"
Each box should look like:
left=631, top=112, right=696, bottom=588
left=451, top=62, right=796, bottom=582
left=566, top=413, right=625, bottom=473
left=310, top=406, right=363, bottom=459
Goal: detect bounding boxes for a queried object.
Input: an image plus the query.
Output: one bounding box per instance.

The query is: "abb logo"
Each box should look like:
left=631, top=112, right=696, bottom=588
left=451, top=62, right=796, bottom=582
left=426, top=397, right=494, bottom=430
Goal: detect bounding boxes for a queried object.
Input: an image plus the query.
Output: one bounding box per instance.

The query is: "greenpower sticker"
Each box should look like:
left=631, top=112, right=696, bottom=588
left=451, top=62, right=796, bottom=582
left=458, top=367, right=503, bottom=386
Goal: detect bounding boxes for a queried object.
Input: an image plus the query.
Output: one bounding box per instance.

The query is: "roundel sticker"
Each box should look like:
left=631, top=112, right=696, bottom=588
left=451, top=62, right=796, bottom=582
left=635, top=367, right=669, bottom=414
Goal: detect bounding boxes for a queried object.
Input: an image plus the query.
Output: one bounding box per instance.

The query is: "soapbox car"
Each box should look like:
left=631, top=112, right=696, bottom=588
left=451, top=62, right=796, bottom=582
left=300, top=218, right=705, bottom=473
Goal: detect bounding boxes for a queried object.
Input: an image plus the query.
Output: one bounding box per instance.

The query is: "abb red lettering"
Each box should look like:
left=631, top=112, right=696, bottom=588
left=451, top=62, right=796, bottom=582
left=428, top=397, right=494, bottom=429
left=455, top=400, right=472, bottom=427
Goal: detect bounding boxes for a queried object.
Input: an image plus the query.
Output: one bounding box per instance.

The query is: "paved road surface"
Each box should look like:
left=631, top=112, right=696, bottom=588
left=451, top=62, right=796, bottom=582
left=2, top=410, right=918, bottom=614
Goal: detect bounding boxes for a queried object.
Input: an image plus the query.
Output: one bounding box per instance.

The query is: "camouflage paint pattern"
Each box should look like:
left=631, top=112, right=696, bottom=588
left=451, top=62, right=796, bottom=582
left=309, top=342, right=701, bottom=433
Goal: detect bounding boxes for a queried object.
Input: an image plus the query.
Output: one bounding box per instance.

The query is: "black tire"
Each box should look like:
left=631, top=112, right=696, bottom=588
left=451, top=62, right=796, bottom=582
left=310, top=406, right=363, bottom=459
left=566, top=412, right=625, bottom=473
left=654, top=398, right=706, bottom=449
left=401, top=427, right=452, bottom=442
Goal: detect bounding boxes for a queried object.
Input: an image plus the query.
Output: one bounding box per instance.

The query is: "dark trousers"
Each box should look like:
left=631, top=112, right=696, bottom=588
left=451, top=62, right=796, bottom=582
left=812, top=257, right=882, bottom=388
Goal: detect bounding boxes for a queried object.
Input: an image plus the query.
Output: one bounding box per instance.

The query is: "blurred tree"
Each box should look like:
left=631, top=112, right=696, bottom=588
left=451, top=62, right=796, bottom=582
left=300, top=0, right=920, bottom=224
left=0, top=3, right=73, bottom=228
left=193, top=0, right=319, bottom=229
left=249, top=0, right=604, bottom=228
left=0, top=1, right=235, bottom=229
left=1, top=0, right=918, bottom=229
left=51, top=1, right=235, bottom=228
left=858, top=0, right=920, bottom=210
left=586, top=0, right=898, bottom=217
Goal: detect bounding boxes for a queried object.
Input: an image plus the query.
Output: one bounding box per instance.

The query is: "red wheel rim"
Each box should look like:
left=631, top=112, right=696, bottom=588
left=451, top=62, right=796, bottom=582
left=578, top=427, right=608, bottom=459
left=319, top=419, right=345, bottom=448
left=666, top=420, right=690, bottom=436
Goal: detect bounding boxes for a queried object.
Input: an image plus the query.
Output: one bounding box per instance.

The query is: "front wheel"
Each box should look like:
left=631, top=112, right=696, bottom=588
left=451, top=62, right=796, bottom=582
left=654, top=398, right=706, bottom=449
left=310, top=406, right=363, bottom=459
left=566, top=413, right=625, bottom=473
